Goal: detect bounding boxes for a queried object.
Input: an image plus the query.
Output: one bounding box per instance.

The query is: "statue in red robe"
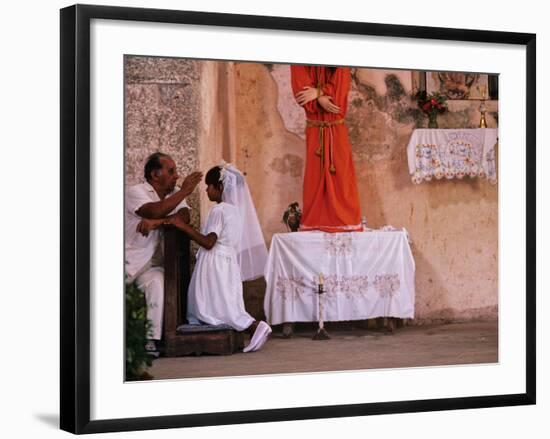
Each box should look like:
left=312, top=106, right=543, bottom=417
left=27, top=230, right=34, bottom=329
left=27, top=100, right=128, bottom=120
left=291, top=65, right=362, bottom=232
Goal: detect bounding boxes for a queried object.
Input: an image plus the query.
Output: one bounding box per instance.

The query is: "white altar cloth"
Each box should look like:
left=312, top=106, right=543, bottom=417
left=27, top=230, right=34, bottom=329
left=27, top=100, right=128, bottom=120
left=263, top=231, right=415, bottom=325
left=406, top=128, right=498, bottom=184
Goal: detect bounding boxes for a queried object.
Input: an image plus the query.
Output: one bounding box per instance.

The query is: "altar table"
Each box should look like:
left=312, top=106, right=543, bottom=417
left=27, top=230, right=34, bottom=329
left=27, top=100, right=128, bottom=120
left=263, top=230, right=415, bottom=325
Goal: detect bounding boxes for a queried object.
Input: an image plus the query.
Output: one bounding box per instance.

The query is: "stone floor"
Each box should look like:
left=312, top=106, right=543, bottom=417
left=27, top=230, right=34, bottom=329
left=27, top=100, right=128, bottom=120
left=148, top=321, right=498, bottom=380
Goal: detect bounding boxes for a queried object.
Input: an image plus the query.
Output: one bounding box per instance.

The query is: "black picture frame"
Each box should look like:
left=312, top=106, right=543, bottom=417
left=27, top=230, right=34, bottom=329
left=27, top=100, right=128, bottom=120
left=60, top=4, right=536, bottom=434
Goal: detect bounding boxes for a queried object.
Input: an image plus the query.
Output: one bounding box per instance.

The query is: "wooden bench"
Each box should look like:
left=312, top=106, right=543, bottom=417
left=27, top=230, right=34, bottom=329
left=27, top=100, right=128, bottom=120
left=162, top=226, right=245, bottom=356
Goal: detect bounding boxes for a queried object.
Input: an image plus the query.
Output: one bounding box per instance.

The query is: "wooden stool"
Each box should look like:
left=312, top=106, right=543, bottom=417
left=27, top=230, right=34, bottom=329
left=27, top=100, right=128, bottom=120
left=171, top=324, right=244, bottom=356
left=162, top=226, right=244, bottom=356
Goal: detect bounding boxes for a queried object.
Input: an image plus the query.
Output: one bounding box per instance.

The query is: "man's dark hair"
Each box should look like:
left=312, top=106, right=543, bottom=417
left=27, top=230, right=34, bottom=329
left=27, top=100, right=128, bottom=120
left=144, top=152, right=169, bottom=182
left=205, top=166, right=223, bottom=187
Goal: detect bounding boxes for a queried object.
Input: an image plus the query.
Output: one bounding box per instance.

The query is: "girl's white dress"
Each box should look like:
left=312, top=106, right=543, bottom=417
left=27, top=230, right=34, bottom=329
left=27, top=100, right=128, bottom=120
left=187, top=202, right=255, bottom=331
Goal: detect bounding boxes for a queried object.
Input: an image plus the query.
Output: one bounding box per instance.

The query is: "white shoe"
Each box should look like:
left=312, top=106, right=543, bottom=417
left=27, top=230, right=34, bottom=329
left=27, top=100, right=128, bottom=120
left=243, top=321, right=271, bottom=353
left=252, top=324, right=272, bottom=352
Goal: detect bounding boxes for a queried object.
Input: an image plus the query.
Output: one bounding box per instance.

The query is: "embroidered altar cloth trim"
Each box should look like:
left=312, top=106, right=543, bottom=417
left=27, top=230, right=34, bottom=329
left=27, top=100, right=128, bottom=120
left=407, top=128, right=498, bottom=184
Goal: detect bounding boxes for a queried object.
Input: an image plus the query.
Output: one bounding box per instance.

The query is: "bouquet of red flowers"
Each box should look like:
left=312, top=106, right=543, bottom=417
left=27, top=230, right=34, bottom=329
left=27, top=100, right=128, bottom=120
left=414, top=90, right=448, bottom=115
left=413, top=90, right=448, bottom=128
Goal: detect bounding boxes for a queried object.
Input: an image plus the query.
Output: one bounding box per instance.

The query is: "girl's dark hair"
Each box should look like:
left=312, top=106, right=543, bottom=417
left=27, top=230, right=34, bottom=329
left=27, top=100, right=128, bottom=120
left=205, top=166, right=223, bottom=187
left=144, top=152, right=169, bottom=182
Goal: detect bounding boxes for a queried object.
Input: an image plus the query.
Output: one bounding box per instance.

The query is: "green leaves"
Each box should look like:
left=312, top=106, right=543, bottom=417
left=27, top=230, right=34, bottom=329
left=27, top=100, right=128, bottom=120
left=125, top=282, right=154, bottom=381
left=413, top=89, right=448, bottom=116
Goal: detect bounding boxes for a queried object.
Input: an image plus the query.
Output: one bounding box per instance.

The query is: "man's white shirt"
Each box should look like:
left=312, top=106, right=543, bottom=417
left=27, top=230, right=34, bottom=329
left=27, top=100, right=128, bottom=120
left=125, top=182, right=189, bottom=281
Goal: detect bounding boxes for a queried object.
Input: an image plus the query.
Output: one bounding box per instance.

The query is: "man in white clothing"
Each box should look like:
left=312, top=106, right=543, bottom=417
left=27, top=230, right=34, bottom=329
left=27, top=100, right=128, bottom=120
left=125, top=152, right=202, bottom=357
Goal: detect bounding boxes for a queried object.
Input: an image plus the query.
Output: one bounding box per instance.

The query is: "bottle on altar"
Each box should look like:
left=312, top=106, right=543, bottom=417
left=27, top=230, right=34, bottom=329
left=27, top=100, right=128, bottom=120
left=361, top=216, right=368, bottom=231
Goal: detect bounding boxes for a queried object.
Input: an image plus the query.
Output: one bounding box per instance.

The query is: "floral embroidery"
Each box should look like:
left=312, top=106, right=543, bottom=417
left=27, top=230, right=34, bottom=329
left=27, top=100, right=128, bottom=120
left=275, top=274, right=371, bottom=302
left=323, top=233, right=353, bottom=256
left=411, top=130, right=497, bottom=184
left=314, top=274, right=370, bottom=299
left=374, top=274, right=400, bottom=299
left=275, top=275, right=308, bottom=301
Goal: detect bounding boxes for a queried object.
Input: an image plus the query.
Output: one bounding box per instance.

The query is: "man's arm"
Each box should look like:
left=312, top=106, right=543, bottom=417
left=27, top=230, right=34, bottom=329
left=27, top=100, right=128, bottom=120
left=162, top=207, right=190, bottom=225
left=137, top=172, right=202, bottom=219
left=136, top=207, right=190, bottom=237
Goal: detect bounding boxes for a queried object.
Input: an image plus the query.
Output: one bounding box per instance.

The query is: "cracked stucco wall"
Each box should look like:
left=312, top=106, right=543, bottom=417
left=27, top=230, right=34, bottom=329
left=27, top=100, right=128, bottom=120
left=125, top=56, right=202, bottom=236
left=125, top=58, right=241, bottom=265
left=125, top=57, right=498, bottom=323
left=235, top=64, right=498, bottom=322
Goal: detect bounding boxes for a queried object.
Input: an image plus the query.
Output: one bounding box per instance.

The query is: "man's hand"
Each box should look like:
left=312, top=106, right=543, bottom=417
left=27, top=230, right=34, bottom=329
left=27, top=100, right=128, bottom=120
left=136, top=218, right=161, bottom=237
left=295, top=86, right=319, bottom=106
left=318, top=95, right=341, bottom=114
left=179, top=171, right=203, bottom=196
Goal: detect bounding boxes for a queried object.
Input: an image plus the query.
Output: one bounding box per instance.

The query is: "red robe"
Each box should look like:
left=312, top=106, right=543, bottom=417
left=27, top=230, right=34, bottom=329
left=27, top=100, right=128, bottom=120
left=291, top=65, right=362, bottom=232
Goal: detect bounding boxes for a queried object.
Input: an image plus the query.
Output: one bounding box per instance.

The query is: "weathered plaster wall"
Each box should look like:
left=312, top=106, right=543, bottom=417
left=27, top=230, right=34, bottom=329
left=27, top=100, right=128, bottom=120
left=234, top=63, right=305, bottom=243
left=125, top=57, right=498, bottom=323
left=197, top=61, right=238, bottom=221
left=235, top=64, right=498, bottom=322
left=125, top=58, right=240, bottom=262
left=124, top=56, right=202, bottom=233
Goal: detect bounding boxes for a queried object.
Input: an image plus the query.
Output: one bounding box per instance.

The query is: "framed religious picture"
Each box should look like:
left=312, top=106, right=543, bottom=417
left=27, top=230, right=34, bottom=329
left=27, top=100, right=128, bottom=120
left=60, top=4, right=536, bottom=434
left=425, top=71, right=490, bottom=100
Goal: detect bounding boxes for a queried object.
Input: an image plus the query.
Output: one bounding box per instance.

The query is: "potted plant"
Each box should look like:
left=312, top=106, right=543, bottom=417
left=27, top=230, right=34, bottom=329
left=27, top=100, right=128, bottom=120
left=413, top=90, right=448, bottom=128
left=282, top=202, right=302, bottom=232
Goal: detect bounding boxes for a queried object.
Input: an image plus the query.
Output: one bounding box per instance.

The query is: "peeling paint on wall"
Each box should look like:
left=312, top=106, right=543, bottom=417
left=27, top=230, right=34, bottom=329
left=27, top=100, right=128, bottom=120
left=125, top=55, right=202, bottom=261
left=239, top=64, right=498, bottom=322
left=125, top=58, right=498, bottom=323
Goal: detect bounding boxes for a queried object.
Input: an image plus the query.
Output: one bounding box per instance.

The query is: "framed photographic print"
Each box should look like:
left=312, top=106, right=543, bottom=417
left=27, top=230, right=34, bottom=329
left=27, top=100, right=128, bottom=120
left=60, top=4, right=536, bottom=434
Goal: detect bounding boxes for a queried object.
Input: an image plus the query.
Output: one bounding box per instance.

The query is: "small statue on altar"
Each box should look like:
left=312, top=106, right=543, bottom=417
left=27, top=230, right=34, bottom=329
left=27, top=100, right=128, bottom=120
left=282, top=202, right=302, bottom=232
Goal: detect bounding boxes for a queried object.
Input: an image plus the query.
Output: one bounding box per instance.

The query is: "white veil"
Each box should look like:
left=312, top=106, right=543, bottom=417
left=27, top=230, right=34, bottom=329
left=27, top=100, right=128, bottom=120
left=219, top=162, right=268, bottom=281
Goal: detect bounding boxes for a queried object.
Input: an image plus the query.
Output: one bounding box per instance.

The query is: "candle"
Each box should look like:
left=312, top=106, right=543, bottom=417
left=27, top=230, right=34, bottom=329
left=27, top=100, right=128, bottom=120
left=319, top=273, right=324, bottom=286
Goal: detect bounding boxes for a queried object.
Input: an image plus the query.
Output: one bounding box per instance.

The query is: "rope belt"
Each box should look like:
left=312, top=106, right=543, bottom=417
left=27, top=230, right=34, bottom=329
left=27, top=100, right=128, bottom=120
left=306, top=118, right=345, bottom=174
